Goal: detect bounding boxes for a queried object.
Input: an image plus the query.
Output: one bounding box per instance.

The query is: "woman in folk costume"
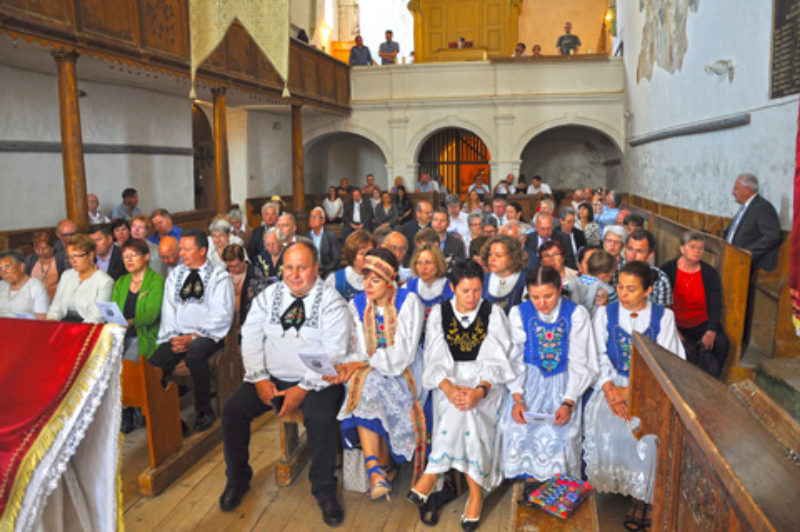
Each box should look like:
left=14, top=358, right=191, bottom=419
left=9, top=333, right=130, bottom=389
left=325, top=230, right=376, bottom=301
left=327, top=248, right=426, bottom=500
left=502, top=266, right=598, bottom=481
left=480, top=234, right=529, bottom=314
left=583, top=260, right=685, bottom=529
left=407, top=259, right=515, bottom=532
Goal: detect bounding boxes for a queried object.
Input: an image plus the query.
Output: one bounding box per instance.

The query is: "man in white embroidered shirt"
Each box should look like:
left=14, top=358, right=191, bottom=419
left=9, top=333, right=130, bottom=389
left=149, top=228, right=234, bottom=433
left=219, top=241, right=350, bottom=526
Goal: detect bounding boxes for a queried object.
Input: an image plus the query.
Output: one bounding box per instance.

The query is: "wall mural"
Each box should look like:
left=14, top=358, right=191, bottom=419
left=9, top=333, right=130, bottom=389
left=636, top=0, right=699, bottom=82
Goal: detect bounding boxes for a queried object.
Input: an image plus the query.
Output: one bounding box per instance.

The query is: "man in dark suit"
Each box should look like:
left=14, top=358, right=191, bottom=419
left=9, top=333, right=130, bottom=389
left=341, top=189, right=374, bottom=240
left=247, top=201, right=280, bottom=259
left=558, top=206, right=586, bottom=270
left=724, top=173, right=782, bottom=272
left=524, top=213, right=572, bottom=268
left=308, top=207, right=341, bottom=277
left=400, top=200, right=434, bottom=264
left=89, top=224, right=125, bottom=280
left=431, top=209, right=466, bottom=263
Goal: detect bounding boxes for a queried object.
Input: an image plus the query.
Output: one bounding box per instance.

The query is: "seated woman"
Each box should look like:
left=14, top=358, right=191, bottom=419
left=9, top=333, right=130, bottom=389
left=24, top=230, right=64, bottom=301
left=255, top=228, right=284, bottom=281
left=480, top=234, right=529, bottom=314
left=0, top=249, right=49, bottom=319
left=208, top=218, right=246, bottom=269
left=394, top=185, right=413, bottom=226
left=130, top=214, right=166, bottom=277
left=577, top=202, right=601, bottom=246
left=408, top=259, right=515, bottom=531
left=502, top=266, right=598, bottom=481
left=539, top=239, right=579, bottom=284
left=111, top=218, right=131, bottom=247
left=406, top=243, right=454, bottom=321
left=47, top=234, right=114, bottom=323
left=660, top=231, right=729, bottom=377
left=222, top=243, right=268, bottom=331
left=328, top=248, right=425, bottom=500
left=462, top=189, right=483, bottom=215
left=374, top=191, right=398, bottom=229
left=583, top=261, right=685, bottom=529
left=323, top=186, right=344, bottom=223
left=325, top=230, right=377, bottom=301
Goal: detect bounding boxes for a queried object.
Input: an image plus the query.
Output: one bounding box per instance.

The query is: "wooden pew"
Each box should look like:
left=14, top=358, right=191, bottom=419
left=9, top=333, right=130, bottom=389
left=620, top=202, right=653, bottom=231
left=506, top=194, right=538, bottom=222
left=407, top=191, right=438, bottom=210
left=648, top=214, right=752, bottom=380
left=630, top=334, right=800, bottom=531
left=121, top=327, right=243, bottom=496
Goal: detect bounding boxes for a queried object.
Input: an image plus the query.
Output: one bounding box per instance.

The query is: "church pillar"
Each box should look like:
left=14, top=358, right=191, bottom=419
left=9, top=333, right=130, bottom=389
left=53, top=50, right=88, bottom=230
left=291, top=104, right=308, bottom=231
left=212, top=87, right=231, bottom=214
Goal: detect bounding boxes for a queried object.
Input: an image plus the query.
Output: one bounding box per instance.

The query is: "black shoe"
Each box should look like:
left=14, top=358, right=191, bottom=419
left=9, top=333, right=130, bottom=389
left=121, top=407, right=135, bottom=434
left=318, top=497, right=344, bottom=527
left=219, top=483, right=249, bottom=512
left=460, top=515, right=480, bottom=531
left=406, top=488, right=428, bottom=509
left=194, top=409, right=216, bottom=432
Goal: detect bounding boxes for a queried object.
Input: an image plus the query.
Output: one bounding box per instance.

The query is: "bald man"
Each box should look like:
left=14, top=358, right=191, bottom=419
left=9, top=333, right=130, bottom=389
left=383, top=231, right=413, bottom=283
left=158, top=236, right=181, bottom=274
left=54, top=219, right=77, bottom=270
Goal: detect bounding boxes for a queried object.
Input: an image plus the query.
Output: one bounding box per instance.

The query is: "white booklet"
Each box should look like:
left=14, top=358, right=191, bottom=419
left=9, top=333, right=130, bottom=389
left=13, top=311, right=36, bottom=320
left=96, top=301, right=128, bottom=326
left=298, top=352, right=337, bottom=376
left=523, top=411, right=556, bottom=424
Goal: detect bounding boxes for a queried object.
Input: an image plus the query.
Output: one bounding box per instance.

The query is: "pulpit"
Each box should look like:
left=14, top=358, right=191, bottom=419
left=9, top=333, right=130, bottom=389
left=0, top=319, right=124, bottom=531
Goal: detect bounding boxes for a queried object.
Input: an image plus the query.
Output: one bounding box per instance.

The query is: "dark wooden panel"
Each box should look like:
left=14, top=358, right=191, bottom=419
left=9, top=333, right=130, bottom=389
left=2, top=0, right=74, bottom=29
left=77, top=0, right=138, bottom=44
left=288, top=48, right=303, bottom=92
left=138, top=0, right=188, bottom=58
left=300, top=49, right=318, bottom=97
left=256, top=50, right=285, bottom=87
left=203, top=39, right=226, bottom=69
left=226, top=23, right=258, bottom=79
left=318, top=59, right=335, bottom=101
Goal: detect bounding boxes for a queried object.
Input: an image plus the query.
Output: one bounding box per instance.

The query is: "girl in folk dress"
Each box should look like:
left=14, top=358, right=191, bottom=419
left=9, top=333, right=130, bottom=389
left=328, top=248, right=425, bottom=500
left=407, top=259, right=515, bottom=531
left=583, top=261, right=685, bottom=526
left=502, top=266, right=598, bottom=481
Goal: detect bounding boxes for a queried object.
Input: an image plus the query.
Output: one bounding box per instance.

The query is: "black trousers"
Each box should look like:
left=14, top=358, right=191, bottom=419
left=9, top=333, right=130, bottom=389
left=222, top=378, right=344, bottom=502
left=149, top=337, right=224, bottom=414
left=678, top=321, right=729, bottom=378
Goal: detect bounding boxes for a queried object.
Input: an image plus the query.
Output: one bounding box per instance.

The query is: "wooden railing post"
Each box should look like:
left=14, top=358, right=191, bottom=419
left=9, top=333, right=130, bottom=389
left=291, top=104, right=305, bottom=214
left=53, top=49, right=88, bottom=231
left=212, top=87, right=231, bottom=214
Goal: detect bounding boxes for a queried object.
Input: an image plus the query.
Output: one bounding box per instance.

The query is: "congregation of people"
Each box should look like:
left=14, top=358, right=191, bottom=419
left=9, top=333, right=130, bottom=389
left=0, top=170, right=782, bottom=530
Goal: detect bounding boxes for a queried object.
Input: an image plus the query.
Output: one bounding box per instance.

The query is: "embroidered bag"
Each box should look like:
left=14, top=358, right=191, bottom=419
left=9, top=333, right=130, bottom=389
left=526, top=474, right=593, bottom=519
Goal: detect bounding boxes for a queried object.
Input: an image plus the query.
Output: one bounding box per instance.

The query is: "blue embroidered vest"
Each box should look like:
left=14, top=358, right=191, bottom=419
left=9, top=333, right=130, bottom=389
left=406, top=277, right=454, bottom=336
left=605, top=302, right=664, bottom=377
left=354, top=288, right=410, bottom=348
left=518, top=299, right=575, bottom=377
left=482, top=271, right=527, bottom=315
left=334, top=269, right=362, bottom=301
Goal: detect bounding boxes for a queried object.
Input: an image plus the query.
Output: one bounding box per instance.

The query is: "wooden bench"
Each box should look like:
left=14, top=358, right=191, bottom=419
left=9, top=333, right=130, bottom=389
left=275, top=409, right=309, bottom=486
left=509, top=482, right=599, bottom=531
left=120, top=328, right=243, bottom=496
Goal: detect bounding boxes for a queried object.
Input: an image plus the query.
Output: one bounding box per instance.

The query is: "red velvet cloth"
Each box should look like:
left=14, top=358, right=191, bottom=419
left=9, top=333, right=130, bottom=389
left=0, top=319, right=102, bottom=517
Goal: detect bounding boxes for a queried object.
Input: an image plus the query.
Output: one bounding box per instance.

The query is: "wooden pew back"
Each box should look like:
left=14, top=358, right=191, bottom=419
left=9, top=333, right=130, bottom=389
left=620, top=202, right=653, bottom=231
left=506, top=194, right=538, bottom=222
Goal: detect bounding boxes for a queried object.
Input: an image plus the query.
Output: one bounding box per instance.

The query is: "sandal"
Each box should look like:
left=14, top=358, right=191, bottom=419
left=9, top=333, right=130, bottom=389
left=623, top=500, right=651, bottom=531
left=364, top=455, right=392, bottom=501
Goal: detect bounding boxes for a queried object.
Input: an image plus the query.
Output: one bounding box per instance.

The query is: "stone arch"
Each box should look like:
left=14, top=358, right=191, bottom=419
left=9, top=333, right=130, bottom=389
left=513, top=118, right=624, bottom=160
left=304, top=123, right=391, bottom=164
left=410, top=117, right=496, bottom=164
left=303, top=131, right=389, bottom=194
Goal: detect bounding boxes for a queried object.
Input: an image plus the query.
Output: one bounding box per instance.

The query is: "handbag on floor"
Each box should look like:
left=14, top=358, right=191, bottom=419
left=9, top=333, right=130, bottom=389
left=342, top=448, right=369, bottom=493
left=524, top=474, right=593, bottom=519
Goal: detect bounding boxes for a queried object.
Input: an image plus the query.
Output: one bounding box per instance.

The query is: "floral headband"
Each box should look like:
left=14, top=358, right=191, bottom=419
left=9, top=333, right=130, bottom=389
left=363, top=255, right=396, bottom=284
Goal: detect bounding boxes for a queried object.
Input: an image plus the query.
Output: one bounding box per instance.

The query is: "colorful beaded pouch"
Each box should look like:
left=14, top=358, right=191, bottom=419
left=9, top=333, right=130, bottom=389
left=526, top=474, right=593, bottom=519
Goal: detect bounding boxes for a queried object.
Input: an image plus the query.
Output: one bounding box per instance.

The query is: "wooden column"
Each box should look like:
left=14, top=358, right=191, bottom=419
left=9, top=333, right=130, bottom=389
left=53, top=50, right=88, bottom=230
left=291, top=104, right=305, bottom=214
left=212, top=87, right=231, bottom=214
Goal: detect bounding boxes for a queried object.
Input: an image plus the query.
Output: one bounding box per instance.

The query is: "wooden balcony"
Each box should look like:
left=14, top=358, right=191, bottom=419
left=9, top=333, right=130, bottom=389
left=0, top=0, right=350, bottom=113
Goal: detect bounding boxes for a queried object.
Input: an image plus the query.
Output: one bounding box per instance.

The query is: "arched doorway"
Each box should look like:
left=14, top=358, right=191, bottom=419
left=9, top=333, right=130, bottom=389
left=519, top=126, right=621, bottom=191
left=192, top=104, right=214, bottom=209
left=418, top=128, right=491, bottom=197
left=304, top=133, right=388, bottom=194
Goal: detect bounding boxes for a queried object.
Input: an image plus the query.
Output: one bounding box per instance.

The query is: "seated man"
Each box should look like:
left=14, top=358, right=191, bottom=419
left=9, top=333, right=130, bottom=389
left=111, top=187, right=141, bottom=221
left=277, top=213, right=298, bottom=246
left=89, top=224, right=125, bottom=280
left=556, top=21, right=581, bottom=55
left=468, top=173, right=491, bottom=199
left=415, top=172, right=439, bottom=193
left=248, top=201, right=280, bottom=259
left=596, top=190, right=623, bottom=231
left=526, top=175, right=552, bottom=196
left=150, top=229, right=234, bottom=432
left=308, top=207, right=341, bottom=278
left=431, top=208, right=466, bottom=263
left=342, top=189, right=374, bottom=239
left=622, top=229, right=673, bottom=307
left=220, top=241, right=350, bottom=526
left=148, top=208, right=183, bottom=245
left=158, top=235, right=181, bottom=274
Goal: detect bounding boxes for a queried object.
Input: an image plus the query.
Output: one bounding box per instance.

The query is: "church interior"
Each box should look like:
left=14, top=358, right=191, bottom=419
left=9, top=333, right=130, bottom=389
left=1, top=0, right=799, bottom=531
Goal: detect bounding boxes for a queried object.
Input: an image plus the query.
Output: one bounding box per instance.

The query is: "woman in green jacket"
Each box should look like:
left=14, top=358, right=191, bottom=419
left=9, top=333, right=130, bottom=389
left=112, top=238, right=165, bottom=361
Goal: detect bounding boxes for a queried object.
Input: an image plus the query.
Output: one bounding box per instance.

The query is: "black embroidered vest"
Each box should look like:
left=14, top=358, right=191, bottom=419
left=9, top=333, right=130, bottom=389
left=441, top=299, right=493, bottom=361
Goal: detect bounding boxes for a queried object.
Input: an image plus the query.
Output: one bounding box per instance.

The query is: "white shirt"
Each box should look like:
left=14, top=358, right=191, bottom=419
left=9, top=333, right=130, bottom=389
left=0, top=277, right=50, bottom=317
left=726, top=194, right=756, bottom=243
left=507, top=299, right=599, bottom=401
left=413, top=277, right=448, bottom=300
left=352, top=201, right=362, bottom=224
left=324, top=266, right=364, bottom=292
left=47, top=268, right=114, bottom=323
left=591, top=302, right=686, bottom=389
left=449, top=211, right=470, bottom=242
left=241, top=279, right=350, bottom=390
left=207, top=234, right=246, bottom=269
left=157, top=261, right=234, bottom=343
left=342, top=291, right=424, bottom=376
left=323, top=197, right=343, bottom=220
left=487, top=271, right=526, bottom=299
left=527, top=183, right=553, bottom=195
left=89, top=210, right=110, bottom=224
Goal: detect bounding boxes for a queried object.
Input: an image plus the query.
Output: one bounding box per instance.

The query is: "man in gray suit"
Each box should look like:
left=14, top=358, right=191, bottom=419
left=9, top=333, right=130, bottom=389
left=724, top=173, right=782, bottom=272
left=308, top=207, right=341, bottom=278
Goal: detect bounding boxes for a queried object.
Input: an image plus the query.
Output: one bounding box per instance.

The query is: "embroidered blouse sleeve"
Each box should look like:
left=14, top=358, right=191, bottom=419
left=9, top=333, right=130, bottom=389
left=591, top=305, right=616, bottom=389
left=564, top=304, right=600, bottom=402
left=656, top=308, right=686, bottom=360
left=475, top=305, right=516, bottom=387
left=157, top=269, right=180, bottom=343
left=201, top=269, right=234, bottom=341
left=299, top=289, right=351, bottom=390
left=241, top=287, right=271, bottom=383
left=369, top=293, right=424, bottom=376
left=421, top=304, right=453, bottom=390
left=506, top=306, right=528, bottom=396
left=343, top=300, right=367, bottom=364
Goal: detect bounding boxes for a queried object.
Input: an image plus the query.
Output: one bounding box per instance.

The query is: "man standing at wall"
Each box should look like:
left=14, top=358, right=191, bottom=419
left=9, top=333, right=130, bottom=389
left=556, top=22, right=581, bottom=55
left=378, top=30, right=399, bottom=65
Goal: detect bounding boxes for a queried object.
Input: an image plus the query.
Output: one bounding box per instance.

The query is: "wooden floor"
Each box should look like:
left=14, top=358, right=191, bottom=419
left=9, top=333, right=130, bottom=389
left=122, top=412, right=629, bottom=531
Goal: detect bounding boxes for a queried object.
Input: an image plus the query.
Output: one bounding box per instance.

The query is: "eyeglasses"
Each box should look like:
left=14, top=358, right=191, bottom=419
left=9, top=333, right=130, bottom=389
left=67, top=252, right=88, bottom=260
left=122, top=252, right=142, bottom=260
left=60, top=232, right=75, bottom=239
left=541, top=253, right=563, bottom=259
left=604, top=239, right=623, bottom=247
left=415, top=260, right=435, bottom=267
left=386, top=245, right=407, bottom=253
